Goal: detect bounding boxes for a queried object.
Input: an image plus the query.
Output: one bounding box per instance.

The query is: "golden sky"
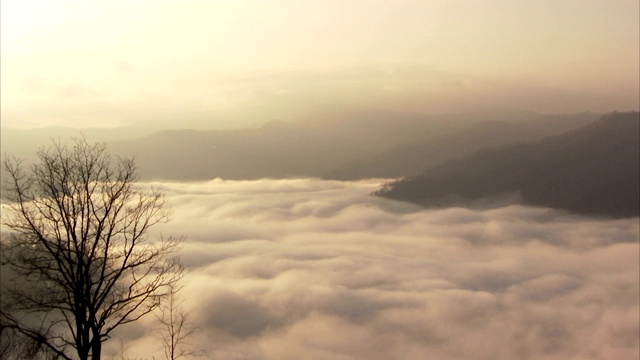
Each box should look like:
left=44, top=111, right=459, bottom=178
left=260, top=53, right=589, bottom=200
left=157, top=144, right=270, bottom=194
left=1, top=0, right=638, bottom=128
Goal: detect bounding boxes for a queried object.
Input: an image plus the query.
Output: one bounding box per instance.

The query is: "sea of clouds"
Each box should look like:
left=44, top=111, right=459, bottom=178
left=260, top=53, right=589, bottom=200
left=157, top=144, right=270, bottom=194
left=110, top=178, right=638, bottom=360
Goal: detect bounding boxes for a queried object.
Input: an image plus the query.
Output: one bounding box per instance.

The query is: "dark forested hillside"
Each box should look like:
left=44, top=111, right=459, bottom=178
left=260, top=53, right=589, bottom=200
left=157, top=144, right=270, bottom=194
left=376, top=112, right=640, bottom=218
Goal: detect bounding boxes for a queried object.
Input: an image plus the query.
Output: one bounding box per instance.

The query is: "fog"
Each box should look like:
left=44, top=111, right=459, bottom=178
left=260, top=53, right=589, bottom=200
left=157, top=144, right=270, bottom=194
left=1, top=1, right=638, bottom=358
left=106, top=178, right=639, bottom=360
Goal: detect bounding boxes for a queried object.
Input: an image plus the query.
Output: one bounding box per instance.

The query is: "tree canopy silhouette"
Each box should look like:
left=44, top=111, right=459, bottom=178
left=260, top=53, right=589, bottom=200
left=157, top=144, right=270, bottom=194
left=1, top=137, right=183, bottom=360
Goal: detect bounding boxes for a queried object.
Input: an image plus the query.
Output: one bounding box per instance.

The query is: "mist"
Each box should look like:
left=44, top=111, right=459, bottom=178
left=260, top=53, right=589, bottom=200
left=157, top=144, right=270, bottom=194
left=2, top=64, right=638, bottom=131
left=2, top=1, right=638, bottom=129
left=1, top=2, right=638, bottom=359
left=105, top=178, right=639, bottom=360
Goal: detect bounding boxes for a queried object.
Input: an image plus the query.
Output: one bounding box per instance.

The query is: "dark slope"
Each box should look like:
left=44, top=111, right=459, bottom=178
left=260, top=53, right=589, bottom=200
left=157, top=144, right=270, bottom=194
left=376, top=112, right=640, bottom=218
left=326, top=113, right=598, bottom=180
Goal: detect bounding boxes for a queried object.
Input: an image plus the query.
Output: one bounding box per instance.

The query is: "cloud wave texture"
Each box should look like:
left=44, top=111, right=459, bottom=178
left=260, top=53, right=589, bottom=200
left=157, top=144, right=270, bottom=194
left=116, top=178, right=638, bottom=360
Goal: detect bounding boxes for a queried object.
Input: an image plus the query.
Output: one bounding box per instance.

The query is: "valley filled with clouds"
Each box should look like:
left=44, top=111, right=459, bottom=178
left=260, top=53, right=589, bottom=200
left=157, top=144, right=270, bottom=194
left=2, top=2, right=638, bottom=359
left=112, top=178, right=639, bottom=360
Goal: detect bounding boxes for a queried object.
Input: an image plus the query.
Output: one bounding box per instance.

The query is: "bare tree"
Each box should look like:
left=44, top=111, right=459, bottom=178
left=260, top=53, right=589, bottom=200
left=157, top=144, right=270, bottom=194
left=154, top=284, right=202, bottom=360
left=1, top=137, right=183, bottom=360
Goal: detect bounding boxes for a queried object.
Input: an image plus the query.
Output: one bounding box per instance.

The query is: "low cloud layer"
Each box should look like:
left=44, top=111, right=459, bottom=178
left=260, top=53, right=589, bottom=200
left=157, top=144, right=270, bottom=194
left=111, top=178, right=639, bottom=360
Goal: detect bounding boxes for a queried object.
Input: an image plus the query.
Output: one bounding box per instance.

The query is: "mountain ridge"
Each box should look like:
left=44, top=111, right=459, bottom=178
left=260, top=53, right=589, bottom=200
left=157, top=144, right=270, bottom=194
left=375, top=111, right=640, bottom=218
left=325, top=113, right=599, bottom=180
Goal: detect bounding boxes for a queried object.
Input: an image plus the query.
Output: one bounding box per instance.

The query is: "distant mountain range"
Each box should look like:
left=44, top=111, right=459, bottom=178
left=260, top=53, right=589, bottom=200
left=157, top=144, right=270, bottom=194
left=93, top=111, right=598, bottom=181
left=105, top=112, right=474, bottom=181
left=0, top=111, right=607, bottom=182
left=2, top=110, right=637, bottom=217
left=326, top=113, right=598, bottom=180
left=375, top=112, right=640, bottom=218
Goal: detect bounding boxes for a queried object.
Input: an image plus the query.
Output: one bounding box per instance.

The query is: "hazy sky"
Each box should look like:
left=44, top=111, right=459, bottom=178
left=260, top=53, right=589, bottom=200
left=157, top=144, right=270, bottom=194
left=2, top=0, right=639, bottom=128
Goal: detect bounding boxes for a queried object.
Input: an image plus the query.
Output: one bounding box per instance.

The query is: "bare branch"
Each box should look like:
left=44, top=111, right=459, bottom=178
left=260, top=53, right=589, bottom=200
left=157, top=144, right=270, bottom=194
left=1, top=137, right=183, bottom=360
left=153, top=283, right=204, bottom=360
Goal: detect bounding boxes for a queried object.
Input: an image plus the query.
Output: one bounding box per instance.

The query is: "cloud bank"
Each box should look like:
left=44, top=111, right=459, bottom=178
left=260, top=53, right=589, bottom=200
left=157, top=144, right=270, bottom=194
left=109, top=178, right=638, bottom=360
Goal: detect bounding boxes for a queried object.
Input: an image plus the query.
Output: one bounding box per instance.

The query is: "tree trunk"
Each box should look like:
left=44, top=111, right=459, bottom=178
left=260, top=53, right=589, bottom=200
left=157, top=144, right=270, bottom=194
left=91, top=339, right=101, bottom=360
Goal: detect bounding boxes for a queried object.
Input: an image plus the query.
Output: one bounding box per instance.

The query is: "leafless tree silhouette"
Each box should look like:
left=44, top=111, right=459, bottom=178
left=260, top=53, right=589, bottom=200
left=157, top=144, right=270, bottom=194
left=1, top=137, right=183, bottom=360
left=154, top=284, right=202, bottom=360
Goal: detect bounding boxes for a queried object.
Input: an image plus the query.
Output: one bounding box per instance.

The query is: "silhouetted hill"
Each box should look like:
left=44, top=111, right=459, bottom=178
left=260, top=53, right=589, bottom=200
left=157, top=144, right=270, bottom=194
left=0, top=110, right=618, bottom=184
left=326, top=113, right=598, bottom=180
left=106, top=113, right=477, bottom=181
left=1, top=111, right=481, bottom=181
left=0, top=124, right=172, bottom=169
left=376, top=112, right=640, bottom=218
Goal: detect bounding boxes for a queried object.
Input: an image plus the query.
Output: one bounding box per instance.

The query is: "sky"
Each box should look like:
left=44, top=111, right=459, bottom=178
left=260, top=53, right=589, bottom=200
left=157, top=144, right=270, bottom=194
left=101, top=178, right=639, bottom=360
left=1, top=0, right=639, bottom=129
